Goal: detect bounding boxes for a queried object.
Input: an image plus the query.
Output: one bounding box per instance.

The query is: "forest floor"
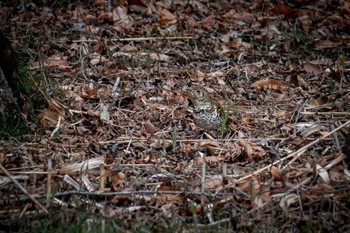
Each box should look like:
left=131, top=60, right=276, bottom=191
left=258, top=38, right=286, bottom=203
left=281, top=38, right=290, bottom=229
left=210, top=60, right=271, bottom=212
left=1, top=0, right=350, bottom=232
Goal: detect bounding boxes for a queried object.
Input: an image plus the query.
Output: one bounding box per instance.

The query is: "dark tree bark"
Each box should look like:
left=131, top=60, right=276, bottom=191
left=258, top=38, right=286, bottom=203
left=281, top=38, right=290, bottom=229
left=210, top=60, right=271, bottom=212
left=0, top=31, right=21, bottom=122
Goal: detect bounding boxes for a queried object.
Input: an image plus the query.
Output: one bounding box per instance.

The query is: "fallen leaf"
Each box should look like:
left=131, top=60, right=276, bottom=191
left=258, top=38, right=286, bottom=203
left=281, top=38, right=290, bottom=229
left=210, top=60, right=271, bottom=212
left=303, top=62, right=321, bottom=75
left=270, top=166, right=283, bottom=181
left=313, top=39, right=343, bottom=49
left=149, top=53, right=170, bottom=61
left=251, top=79, right=289, bottom=90
left=113, top=6, right=133, bottom=32
left=239, top=139, right=253, bottom=159
left=144, top=121, right=157, bottom=135
left=205, top=175, right=223, bottom=191
left=111, top=171, right=126, bottom=189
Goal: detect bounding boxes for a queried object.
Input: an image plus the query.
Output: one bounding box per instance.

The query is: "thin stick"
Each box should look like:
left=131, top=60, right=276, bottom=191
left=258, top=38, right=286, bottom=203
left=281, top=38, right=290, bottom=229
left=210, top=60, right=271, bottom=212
left=235, top=119, right=350, bottom=183
left=99, top=164, right=105, bottom=192
left=72, top=36, right=193, bottom=43
left=196, top=217, right=231, bottom=227
left=200, top=151, right=206, bottom=206
left=0, top=163, right=49, bottom=215
left=46, top=159, right=52, bottom=207
left=97, top=137, right=292, bottom=145
left=301, top=111, right=350, bottom=115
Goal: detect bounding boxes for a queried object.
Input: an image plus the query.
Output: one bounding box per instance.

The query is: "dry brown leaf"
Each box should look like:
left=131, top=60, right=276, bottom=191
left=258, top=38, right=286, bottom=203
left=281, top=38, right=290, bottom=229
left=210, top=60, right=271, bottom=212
left=36, top=108, right=62, bottom=128
left=149, top=53, right=170, bottom=61
left=253, top=187, right=270, bottom=208
left=200, top=14, right=214, bottom=29
left=272, top=111, right=291, bottom=121
left=112, top=6, right=133, bottom=32
left=46, top=56, right=69, bottom=68
left=340, top=0, right=350, bottom=12
left=276, top=4, right=293, bottom=16
left=90, top=56, right=107, bottom=65
left=239, top=139, right=253, bottom=159
left=76, top=126, right=90, bottom=135
left=154, top=185, right=185, bottom=202
left=199, top=140, right=220, bottom=148
left=232, top=11, right=255, bottom=23
left=144, top=121, right=157, bottom=135
left=82, top=84, right=97, bottom=99
left=238, top=176, right=259, bottom=197
left=157, top=8, right=177, bottom=25
left=129, top=0, right=150, bottom=15
left=121, top=44, right=139, bottom=53
left=308, top=97, right=328, bottom=107
left=313, top=39, right=343, bottom=49
left=309, top=183, right=333, bottom=193
left=296, top=15, right=312, bottom=30
left=250, top=79, right=289, bottom=90
left=111, top=171, right=126, bottom=189
left=250, top=144, right=267, bottom=160
left=196, top=156, right=224, bottom=163
left=270, top=166, right=283, bottom=181
left=225, top=37, right=251, bottom=50
left=303, top=62, right=321, bottom=75
left=205, top=175, right=223, bottom=191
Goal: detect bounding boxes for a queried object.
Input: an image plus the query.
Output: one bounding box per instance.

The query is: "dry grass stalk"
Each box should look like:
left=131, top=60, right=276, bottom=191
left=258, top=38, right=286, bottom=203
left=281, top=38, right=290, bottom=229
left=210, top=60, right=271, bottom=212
left=0, top=163, right=49, bottom=215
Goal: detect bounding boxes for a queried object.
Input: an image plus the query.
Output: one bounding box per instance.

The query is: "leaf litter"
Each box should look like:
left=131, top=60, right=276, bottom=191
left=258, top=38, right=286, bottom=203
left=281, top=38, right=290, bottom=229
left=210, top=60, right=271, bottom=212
left=0, top=0, right=350, bottom=231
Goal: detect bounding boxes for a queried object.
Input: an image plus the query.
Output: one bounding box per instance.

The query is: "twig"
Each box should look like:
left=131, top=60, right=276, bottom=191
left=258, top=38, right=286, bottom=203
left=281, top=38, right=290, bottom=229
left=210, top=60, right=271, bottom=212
left=200, top=151, right=206, bottom=206
left=235, top=119, right=350, bottom=183
left=97, top=137, right=292, bottom=145
left=46, top=159, right=52, bottom=207
left=196, top=217, right=231, bottom=227
left=0, top=163, right=49, bottom=215
left=300, top=111, right=350, bottom=115
left=99, top=164, right=105, bottom=192
left=72, top=36, right=194, bottom=43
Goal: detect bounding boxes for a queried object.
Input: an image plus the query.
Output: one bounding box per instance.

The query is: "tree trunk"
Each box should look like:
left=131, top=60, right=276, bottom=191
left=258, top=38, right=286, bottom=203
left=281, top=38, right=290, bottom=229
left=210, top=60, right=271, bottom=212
left=0, top=31, right=22, bottom=127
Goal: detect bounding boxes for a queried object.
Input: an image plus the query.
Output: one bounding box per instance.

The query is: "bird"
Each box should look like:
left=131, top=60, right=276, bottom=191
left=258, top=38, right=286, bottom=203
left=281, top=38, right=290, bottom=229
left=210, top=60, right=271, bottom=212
left=187, top=85, right=225, bottom=131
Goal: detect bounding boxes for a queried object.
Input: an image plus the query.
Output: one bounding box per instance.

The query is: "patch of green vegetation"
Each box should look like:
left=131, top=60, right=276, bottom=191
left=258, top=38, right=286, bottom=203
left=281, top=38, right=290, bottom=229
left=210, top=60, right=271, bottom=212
left=0, top=113, right=30, bottom=140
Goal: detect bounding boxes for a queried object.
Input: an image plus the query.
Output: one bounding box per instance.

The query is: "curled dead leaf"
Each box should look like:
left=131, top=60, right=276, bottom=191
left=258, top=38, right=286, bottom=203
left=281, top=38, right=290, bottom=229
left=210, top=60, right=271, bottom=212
left=239, top=139, right=253, bottom=159
left=149, top=53, right=170, bottom=61
left=251, top=79, right=289, bottom=90
left=303, top=62, right=321, bottom=75
left=279, top=193, right=299, bottom=213
left=113, top=6, right=133, bottom=32
left=144, top=121, right=157, bottom=135
left=37, top=107, right=64, bottom=128
left=112, top=171, right=126, bottom=189
left=313, top=39, right=343, bottom=49
left=272, top=111, right=291, bottom=121
left=270, top=166, right=283, bottom=181
left=205, top=175, right=223, bottom=191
